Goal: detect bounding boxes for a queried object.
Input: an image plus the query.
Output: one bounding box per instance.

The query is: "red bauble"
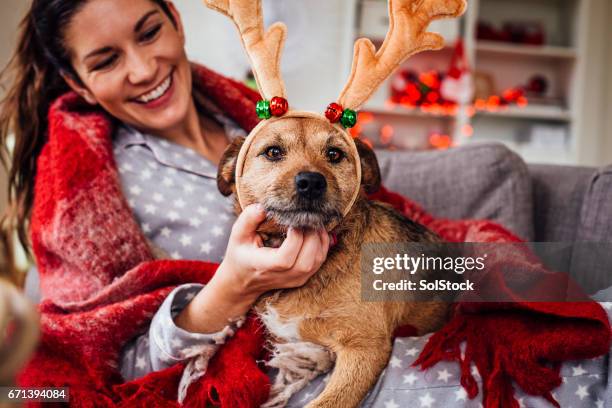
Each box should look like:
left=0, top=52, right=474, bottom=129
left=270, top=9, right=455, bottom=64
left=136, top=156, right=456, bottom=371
left=325, top=103, right=343, bottom=123
left=270, top=96, right=289, bottom=116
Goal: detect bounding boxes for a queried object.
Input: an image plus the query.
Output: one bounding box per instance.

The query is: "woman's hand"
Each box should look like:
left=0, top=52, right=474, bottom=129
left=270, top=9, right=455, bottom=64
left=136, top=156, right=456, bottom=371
left=175, top=204, right=330, bottom=334
left=217, top=204, right=331, bottom=301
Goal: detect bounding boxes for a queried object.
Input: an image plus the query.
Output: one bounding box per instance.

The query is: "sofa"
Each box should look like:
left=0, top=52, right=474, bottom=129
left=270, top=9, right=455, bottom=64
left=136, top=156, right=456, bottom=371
left=376, top=142, right=612, bottom=296
left=25, top=142, right=612, bottom=301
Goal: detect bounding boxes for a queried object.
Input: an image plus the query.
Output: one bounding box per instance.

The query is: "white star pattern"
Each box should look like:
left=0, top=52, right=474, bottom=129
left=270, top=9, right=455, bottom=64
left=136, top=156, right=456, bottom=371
left=168, top=211, right=179, bottom=221
left=180, top=234, right=192, bottom=247
left=572, top=364, right=587, bottom=376
left=136, top=356, right=146, bottom=370
left=402, top=373, right=417, bottom=385
left=145, top=204, right=157, bottom=215
left=200, top=242, right=212, bottom=254
left=197, top=207, right=209, bottom=216
left=120, top=163, right=133, bottom=173
left=384, top=400, right=399, bottom=408
left=141, top=169, right=152, bottom=180
left=455, top=387, right=467, bottom=401
left=183, top=184, right=195, bottom=194
left=153, top=193, right=164, bottom=202
left=170, top=338, right=183, bottom=348
left=189, top=218, right=202, bottom=227
left=389, top=356, right=401, bottom=368
left=212, top=226, right=224, bottom=237
left=405, top=347, right=419, bottom=357
left=161, top=227, right=171, bottom=237
left=595, top=398, right=604, bottom=408
left=141, top=223, right=151, bottom=233
left=419, top=392, right=435, bottom=408
left=173, top=198, right=186, bottom=208
left=128, top=199, right=136, bottom=207
left=437, top=368, right=452, bottom=383
left=205, top=192, right=215, bottom=201
left=171, top=251, right=181, bottom=259
left=162, top=177, right=174, bottom=187
left=129, top=185, right=143, bottom=196
left=575, top=384, right=589, bottom=400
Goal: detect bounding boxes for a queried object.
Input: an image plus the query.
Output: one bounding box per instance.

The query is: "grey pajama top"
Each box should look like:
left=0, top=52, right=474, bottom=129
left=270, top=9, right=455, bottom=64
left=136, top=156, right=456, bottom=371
left=113, top=118, right=612, bottom=408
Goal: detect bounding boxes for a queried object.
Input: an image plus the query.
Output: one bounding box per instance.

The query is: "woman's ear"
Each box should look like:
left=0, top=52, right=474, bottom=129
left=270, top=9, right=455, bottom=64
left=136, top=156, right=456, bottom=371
left=165, top=1, right=186, bottom=45
left=61, top=72, right=97, bottom=105
left=217, top=136, right=246, bottom=196
left=354, top=138, right=381, bottom=194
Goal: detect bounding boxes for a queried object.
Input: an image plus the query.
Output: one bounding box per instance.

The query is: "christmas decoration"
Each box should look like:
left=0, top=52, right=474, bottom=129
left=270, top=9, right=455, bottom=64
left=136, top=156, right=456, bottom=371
left=340, top=108, right=357, bottom=129
left=269, top=96, right=289, bottom=116
left=325, top=102, right=344, bottom=123
left=256, top=99, right=272, bottom=119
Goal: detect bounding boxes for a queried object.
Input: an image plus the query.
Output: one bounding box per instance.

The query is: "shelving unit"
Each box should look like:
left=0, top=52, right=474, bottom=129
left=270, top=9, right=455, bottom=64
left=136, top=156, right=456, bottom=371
left=353, top=0, right=592, bottom=165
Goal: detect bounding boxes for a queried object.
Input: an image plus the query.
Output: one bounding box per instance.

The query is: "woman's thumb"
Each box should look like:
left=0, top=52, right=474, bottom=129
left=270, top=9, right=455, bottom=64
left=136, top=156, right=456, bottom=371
left=232, top=204, right=266, bottom=240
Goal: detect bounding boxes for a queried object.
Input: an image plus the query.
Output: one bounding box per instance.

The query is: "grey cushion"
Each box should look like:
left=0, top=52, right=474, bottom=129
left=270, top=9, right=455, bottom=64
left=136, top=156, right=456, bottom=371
left=529, top=164, right=595, bottom=242
left=375, top=143, right=534, bottom=240
left=577, top=165, right=612, bottom=242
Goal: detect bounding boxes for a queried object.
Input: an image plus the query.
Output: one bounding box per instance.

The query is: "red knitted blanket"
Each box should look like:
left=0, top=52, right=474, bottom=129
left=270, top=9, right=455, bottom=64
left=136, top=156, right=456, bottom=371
left=18, top=65, right=610, bottom=408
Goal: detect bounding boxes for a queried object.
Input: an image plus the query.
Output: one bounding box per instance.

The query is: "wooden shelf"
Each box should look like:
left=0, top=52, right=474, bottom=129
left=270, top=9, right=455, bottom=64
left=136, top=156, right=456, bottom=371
left=474, top=105, right=572, bottom=122
left=476, top=41, right=577, bottom=60
left=362, top=104, right=455, bottom=119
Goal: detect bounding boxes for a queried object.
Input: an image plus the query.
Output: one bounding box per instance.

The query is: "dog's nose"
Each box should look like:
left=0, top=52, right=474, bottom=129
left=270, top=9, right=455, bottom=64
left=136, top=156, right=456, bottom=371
left=295, top=172, right=327, bottom=200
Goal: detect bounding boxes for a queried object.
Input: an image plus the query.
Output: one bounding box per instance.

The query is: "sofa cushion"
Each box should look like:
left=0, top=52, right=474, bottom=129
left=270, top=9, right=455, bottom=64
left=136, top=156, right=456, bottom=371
left=577, top=165, right=612, bottom=242
left=529, top=164, right=595, bottom=242
left=375, top=143, right=534, bottom=240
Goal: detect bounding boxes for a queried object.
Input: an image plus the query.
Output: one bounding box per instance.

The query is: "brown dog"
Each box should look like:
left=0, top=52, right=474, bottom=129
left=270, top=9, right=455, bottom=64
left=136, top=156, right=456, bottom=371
left=217, top=117, right=449, bottom=408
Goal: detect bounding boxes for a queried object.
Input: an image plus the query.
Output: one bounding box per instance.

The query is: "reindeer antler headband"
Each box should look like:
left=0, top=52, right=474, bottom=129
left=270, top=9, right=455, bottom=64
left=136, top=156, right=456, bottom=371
left=204, top=0, right=466, bottom=213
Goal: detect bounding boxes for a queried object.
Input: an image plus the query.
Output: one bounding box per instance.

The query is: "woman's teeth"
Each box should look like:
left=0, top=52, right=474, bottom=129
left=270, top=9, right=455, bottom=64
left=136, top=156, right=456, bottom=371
left=136, top=74, right=172, bottom=103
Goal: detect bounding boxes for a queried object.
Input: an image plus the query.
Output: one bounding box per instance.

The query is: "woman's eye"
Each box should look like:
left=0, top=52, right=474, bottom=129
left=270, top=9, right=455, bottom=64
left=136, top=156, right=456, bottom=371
left=140, top=24, right=162, bottom=42
left=326, top=147, right=344, bottom=163
left=263, top=146, right=283, bottom=160
left=92, top=55, right=118, bottom=71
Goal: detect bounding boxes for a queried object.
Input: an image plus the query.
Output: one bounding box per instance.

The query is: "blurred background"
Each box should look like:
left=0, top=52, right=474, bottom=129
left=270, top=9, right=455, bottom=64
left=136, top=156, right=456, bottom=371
left=1, top=0, right=612, bottom=266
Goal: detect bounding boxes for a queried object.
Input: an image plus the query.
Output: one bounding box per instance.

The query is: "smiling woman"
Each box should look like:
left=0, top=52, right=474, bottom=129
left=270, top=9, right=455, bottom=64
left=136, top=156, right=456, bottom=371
left=0, top=0, right=332, bottom=405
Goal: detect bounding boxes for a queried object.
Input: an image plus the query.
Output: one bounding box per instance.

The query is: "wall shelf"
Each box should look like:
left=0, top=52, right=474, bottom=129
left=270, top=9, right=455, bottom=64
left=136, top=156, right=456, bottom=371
left=353, top=0, right=590, bottom=165
left=475, top=41, right=577, bottom=60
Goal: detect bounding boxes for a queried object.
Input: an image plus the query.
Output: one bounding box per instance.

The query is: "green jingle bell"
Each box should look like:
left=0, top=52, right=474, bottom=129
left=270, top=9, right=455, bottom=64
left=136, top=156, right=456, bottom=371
left=256, top=100, right=272, bottom=119
left=340, top=108, right=357, bottom=128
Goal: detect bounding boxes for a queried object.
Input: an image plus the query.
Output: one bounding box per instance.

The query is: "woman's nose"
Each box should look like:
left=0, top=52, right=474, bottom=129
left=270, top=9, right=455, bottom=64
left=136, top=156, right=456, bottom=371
left=126, top=48, right=158, bottom=85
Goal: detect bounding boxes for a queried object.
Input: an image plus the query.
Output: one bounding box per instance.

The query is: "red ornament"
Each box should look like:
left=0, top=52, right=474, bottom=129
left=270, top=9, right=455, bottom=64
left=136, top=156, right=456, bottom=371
left=270, top=96, right=289, bottom=116
left=325, top=103, right=343, bottom=123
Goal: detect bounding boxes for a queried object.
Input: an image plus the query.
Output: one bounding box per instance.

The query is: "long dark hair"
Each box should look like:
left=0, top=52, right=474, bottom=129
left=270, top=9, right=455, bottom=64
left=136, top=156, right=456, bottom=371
left=0, top=0, right=176, bottom=255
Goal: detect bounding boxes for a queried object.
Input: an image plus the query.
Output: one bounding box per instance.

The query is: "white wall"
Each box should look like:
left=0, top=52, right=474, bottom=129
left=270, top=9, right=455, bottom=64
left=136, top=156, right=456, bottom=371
left=603, top=1, right=612, bottom=165
left=176, top=0, right=357, bottom=112
left=0, top=0, right=28, bottom=213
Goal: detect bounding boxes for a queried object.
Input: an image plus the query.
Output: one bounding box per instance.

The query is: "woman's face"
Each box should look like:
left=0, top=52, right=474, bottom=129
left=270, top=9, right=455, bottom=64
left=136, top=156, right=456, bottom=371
left=63, top=0, right=192, bottom=133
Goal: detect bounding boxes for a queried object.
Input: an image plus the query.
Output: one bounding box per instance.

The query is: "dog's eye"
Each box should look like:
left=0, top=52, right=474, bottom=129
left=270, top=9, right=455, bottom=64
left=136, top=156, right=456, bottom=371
left=263, top=146, right=283, bottom=161
left=326, top=147, right=345, bottom=164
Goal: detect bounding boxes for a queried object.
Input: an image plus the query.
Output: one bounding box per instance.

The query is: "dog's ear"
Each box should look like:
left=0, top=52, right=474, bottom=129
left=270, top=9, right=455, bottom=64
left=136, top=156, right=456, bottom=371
left=354, top=138, right=381, bottom=194
left=217, top=136, right=246, bottom=196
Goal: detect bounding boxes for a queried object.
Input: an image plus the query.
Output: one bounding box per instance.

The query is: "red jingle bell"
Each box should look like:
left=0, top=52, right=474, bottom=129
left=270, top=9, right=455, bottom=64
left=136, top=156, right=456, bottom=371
left=270, top=96, right=289, bottom=116
left=325, top=102, right=343, bottom=123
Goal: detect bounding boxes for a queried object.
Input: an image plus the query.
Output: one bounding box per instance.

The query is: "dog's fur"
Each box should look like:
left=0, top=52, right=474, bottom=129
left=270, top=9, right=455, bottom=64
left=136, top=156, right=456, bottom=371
left=217, top=117, right=449, bottom=408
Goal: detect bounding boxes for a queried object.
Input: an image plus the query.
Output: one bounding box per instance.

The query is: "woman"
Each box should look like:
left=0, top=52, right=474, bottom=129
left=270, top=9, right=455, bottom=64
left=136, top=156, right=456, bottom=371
left=1, top=0, right=609, bottom=407
left=1, top=0, right=332, bottom=405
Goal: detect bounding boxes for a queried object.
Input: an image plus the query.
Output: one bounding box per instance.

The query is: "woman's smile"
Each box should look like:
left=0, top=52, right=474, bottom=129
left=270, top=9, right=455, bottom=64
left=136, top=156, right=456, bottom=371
left=131, top=67, right=176, bottom=109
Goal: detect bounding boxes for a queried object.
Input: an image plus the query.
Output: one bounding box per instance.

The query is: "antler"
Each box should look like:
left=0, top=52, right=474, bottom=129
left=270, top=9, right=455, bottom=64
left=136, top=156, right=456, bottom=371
left=338, top=0, right=466, bottom=110
left=203, top=0, right=287, bottom=100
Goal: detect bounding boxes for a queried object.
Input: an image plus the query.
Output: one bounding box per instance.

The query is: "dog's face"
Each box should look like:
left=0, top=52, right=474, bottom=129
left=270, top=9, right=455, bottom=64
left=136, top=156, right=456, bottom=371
left=218, top=116, right=380, bottom=230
